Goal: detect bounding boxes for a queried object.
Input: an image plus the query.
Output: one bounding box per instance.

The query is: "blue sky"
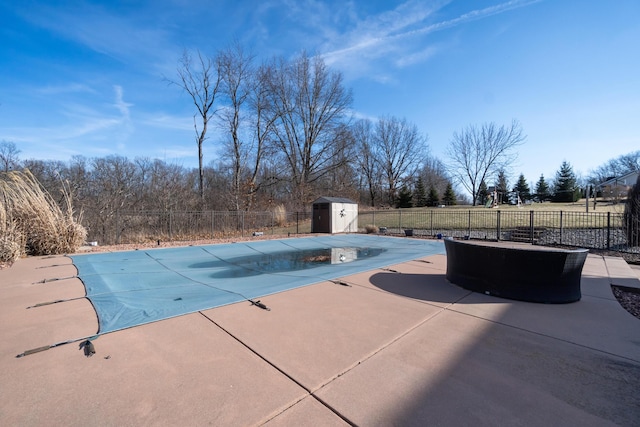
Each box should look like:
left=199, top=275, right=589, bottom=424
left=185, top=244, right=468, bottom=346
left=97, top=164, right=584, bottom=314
left=1, top=0, right=638, bottom=187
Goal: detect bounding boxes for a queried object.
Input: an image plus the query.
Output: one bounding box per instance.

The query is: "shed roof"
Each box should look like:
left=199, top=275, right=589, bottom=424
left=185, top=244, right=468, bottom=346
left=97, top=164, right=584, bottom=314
left=599, top=170, right=639, bottom=187
left=312, top=196, right=357, bottom=204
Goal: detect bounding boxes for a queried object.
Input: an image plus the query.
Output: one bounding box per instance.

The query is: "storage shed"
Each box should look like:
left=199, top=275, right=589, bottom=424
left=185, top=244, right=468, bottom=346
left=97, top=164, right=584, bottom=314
left=311, top=197, right=358, bottom=234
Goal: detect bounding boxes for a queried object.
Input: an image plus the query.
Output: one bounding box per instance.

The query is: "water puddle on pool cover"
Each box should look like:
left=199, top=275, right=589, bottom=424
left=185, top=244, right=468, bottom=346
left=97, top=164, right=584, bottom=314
left=202, top=247, right=386, bottom=278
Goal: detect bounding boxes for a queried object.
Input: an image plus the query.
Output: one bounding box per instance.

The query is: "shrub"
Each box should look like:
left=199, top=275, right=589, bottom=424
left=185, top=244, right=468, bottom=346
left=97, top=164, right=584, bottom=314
left=364, top=224, right=379, bottom=234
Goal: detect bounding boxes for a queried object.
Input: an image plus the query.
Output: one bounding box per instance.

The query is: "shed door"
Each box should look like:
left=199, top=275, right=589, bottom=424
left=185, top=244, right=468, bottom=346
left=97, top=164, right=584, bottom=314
left=313, top=203, right=331, bottom=233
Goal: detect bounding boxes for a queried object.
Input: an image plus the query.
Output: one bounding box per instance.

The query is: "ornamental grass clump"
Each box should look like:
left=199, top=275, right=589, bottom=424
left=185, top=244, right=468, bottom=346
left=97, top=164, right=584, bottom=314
left=0, top=170, right=86, bottom=265
left=0, top=200, right=23, bottom=267
left=272, top=204, right=287, bottom=227
left=364, top=224, right=379, bottom=234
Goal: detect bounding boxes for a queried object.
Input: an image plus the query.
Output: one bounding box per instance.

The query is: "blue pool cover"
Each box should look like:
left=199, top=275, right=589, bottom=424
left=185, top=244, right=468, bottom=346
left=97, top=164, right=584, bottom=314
left=71, top=234, right=445, bottom=334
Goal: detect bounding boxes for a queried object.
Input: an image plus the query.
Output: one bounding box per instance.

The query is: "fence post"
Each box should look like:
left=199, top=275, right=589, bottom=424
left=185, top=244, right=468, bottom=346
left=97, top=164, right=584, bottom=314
left=467, top=210, right=471, bottom=238
left=169, top=211, right=173, bottom=239
left=399, top=209, right=402, bottom=232
left=559, top=211, right=563, bottom=245
left=115, top=210, right=120, bottom=245
left=496, top=210, right=501, bottom=241
left=607, top=212, right=611, bottom=250
left=430, top=210, right=433, bottom=236
left=211, top=211, right=216, bottom=239
left=529, top=210, right=534, bottom=244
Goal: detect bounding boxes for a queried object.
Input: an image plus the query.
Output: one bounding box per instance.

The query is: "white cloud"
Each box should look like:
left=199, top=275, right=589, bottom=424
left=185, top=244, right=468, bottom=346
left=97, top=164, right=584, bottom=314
left=321, top=0, right=542, bottom=78
left=140, top=113, right=194, bottom=132
left=112, top=85, right=134, bottom=146
left=17, top=2, right=179, bottom=72
left=113, top=85, right=132, bottom=120
left=394, top=45, right=441, bottom=68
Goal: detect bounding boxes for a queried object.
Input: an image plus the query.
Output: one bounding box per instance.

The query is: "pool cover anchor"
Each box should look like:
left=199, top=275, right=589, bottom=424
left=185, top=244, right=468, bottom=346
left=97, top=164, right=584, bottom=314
left=16, top=334, right=99, bottom=358
left=32, top=275, right=78, bottom=284
left=331, top=279, right=351, bottom=287
left=79, top=340, right=96, bottom=357
left=26, top=296, right=86, bottom=309
left=249, top=299, right=270, bottom=311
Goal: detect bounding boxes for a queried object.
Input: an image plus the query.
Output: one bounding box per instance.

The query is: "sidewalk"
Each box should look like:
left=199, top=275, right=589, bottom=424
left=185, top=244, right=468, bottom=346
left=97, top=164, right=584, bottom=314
left=1, top=250, right=639, bottom=426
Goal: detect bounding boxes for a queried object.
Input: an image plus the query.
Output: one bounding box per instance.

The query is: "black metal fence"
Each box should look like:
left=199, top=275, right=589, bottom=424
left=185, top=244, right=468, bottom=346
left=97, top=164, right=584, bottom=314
left=360, top=209, right=638, bottom=252
left=88, top=210, right=313, bottom=245
left=88, top=209, right=639, bottom=253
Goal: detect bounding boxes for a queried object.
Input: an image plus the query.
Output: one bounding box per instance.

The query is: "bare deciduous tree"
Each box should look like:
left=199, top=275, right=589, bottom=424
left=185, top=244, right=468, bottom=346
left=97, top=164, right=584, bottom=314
left=375, top=116, right=428, bottom=205
left=590, top=150, right=640, bottom=185
left=0, top=140, right=21, bottom=172
left=352, top=119, right=380, bottom=206
left=169, top=50, right=221, bottom=202
left=218, top=42, right=255, bottom=210
left=420, top=155, right=450, bottom=198
left=244, top=63, right=281, bottom=209
left=447, top=119, right=525, bottom=206
left=265, top=51, right=352, bottom=208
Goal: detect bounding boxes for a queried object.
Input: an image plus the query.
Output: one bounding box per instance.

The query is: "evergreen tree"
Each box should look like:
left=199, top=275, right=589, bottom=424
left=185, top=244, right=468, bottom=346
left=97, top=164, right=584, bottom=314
left=442, top=182, right=457, bottom=206
left=396, top=185, right=413, bottom=208
left=535, top=174, right=551, bottom=202
left=413, top=176, right=427, bottom=207
left=495, top=170, right=509, bottom=204
left=624, top=174, right=640, bottom=246
left=512, top=174, right=531, bottom=202
left=553, top=161, right=579, bottom=202
left=426, top=185, right=440, bottom=207
left=477, top=179, right=488, bottom=206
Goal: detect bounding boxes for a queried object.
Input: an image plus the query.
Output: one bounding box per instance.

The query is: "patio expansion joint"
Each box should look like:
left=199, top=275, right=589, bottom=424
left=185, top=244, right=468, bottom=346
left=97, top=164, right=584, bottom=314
left=309, top=293, right=472, bottom=397
left=196, top=311, right=357, bottom=427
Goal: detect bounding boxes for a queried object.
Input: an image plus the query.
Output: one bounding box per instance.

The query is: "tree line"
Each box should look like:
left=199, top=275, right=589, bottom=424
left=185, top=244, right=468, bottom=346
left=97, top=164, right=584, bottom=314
left=1, top=43, right=639, bottom=218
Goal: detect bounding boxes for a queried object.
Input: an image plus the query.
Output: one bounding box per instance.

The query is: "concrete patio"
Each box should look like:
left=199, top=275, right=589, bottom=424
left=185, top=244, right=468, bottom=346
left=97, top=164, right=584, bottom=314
left=1, top=243, right=639, bottom=426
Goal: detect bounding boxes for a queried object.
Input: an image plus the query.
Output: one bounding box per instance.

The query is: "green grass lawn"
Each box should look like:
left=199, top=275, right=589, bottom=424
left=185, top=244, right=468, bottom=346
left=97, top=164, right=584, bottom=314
left=357, top=199, right=627, bottom=231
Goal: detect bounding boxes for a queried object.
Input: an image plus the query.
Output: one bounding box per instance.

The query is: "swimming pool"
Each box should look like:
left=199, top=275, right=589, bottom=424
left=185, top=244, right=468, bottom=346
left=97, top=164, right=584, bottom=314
left=71, top=234, right=445, bottom=334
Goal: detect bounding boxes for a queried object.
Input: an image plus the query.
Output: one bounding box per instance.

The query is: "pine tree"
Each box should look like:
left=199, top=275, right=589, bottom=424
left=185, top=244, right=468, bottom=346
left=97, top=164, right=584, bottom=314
left=426, top=185, right=440, bottom=207
left=477, top=179, right=488, bottom=206
left=495, top=170, right=509, bottom=204
left=535, top=175, right=551, bottom=202
left=624, top=174, right=640, bottom=246
left=553, top=161, right=579, bottom=202
left=442, top=182, right=457, bottom=206
left=396, top=185, right=413, bottom=208
left=413, top=176, right=427, bottom=207
left=512, top=174, right=531, bottom=202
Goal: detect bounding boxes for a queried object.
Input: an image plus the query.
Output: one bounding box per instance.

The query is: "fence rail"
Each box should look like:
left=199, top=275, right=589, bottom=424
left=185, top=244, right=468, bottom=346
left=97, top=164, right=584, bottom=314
left=88, top=210, right=312, bottom=245
left=360, top=209, right=638, bottom=252
left=88, top=209, right=639, bottom=253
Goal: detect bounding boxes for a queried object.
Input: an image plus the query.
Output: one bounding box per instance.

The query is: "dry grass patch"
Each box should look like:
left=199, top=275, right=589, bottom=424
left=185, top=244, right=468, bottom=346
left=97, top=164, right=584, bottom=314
left=364, top=224, right=379, bottom=234
left=0, top=170, right=86, bottom=266
left=272, top=204, right=287, bottom=227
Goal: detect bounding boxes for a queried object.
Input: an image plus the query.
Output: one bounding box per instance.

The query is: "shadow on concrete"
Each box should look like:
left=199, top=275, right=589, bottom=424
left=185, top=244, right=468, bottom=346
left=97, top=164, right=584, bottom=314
left=368, top=271, right=476, bottom=304
left=342, top=267, right=640, bottom=425
left=387, top=312, right=640, bottom=426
